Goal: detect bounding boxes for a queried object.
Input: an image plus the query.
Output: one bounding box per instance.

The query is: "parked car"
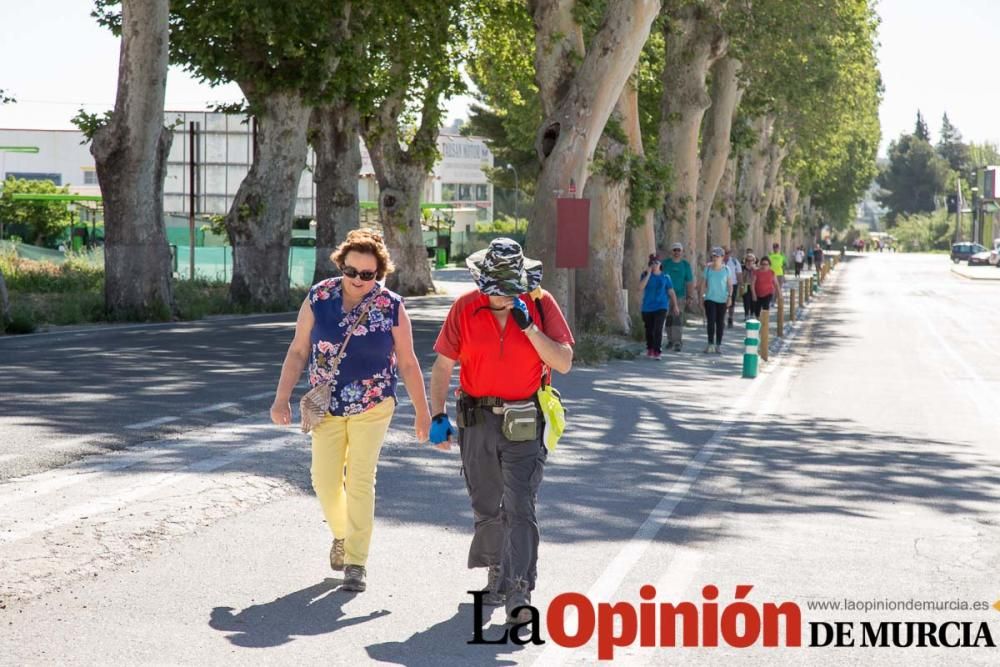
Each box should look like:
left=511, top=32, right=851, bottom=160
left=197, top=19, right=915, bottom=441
left=968, top=239, right=1000, bottom=266
left=952, top=242, right=987, bottom=263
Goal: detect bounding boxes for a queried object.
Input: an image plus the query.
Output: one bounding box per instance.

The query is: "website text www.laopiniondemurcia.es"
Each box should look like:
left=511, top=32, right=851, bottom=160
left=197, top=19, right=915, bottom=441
left=467, top=585, right=999, bottom=660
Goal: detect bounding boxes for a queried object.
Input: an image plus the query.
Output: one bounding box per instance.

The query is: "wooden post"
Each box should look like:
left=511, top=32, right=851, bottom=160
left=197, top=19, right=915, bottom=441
left=799, top=279, right=805, bottom=305
left=776, top=288, right=784, bottom=337
left=789, top=285, right=796, bottom=322
left=759, top=308, right=770, bottom=361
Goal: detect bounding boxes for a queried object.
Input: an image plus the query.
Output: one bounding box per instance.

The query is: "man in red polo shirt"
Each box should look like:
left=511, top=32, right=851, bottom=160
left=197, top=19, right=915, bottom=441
left=429, top=238, right=574, bottom=625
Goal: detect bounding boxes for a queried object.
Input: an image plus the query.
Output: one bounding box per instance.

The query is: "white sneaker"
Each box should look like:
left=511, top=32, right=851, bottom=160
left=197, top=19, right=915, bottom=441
left=704, top=344, right=712, bottom=353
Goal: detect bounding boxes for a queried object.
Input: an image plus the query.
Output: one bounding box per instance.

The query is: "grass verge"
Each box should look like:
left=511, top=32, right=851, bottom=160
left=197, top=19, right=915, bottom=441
left=2, top=249, right=306, bottom=334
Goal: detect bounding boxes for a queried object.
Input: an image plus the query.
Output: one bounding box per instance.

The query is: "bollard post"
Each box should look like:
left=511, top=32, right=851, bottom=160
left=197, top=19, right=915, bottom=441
left=789, top=285, right=796, bottom=322
left=776, top=288, right=784, bottom=337
left=799, top=279, right=805, bottom=305
left=742, top=318, right=760, bottom=378
left=759, top=308, right=770, bottom=361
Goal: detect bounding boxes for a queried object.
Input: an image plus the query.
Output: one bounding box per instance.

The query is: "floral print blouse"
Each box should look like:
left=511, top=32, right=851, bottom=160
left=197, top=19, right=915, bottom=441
left=308, top=277, right=402, bottom=416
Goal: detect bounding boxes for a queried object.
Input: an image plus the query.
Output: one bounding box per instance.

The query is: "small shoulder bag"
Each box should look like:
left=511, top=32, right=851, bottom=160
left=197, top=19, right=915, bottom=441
left=300, top=296, right=374, bottom=434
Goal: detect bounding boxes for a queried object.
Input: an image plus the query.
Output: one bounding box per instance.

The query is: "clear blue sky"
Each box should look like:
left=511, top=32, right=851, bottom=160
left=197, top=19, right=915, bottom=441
left=1, top=0, right=997, bottom=156
left=0, top=0, right=474, bottom=131
left=876, top=0, right=1000, bottom=153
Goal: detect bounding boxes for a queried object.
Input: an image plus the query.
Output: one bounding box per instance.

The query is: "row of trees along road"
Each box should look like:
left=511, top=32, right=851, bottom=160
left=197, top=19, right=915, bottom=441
left=878, top=110, right=1000, bottom=233
left=79, top=0, right=879, bottom=328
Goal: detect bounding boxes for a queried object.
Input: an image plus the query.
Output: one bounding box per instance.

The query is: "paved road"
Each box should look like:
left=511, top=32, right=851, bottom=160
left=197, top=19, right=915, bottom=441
left=2, top=254, right=1000, bottom=665
left=0, top=283, right=458, bottom=480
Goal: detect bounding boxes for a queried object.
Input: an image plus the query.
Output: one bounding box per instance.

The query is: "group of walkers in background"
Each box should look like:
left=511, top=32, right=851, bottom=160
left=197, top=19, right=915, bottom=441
left=640, top=240, right=826, bottom=358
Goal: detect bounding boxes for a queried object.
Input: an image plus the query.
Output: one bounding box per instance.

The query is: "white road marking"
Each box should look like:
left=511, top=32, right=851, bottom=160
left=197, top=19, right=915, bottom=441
left=0, top=422, right=295, bottom=508
left=246, top=390, right=275, bottom=400
left=533, top=270, right=828, bottom=667
left=124, top=416, right=180, bottom=430
left=0, top=312, right=297, bottom=342
left=0, top=434, right=292, bottom=545
left=911, top=307, right=998, bottom=420
left=190, top=401, right=238, bottom=414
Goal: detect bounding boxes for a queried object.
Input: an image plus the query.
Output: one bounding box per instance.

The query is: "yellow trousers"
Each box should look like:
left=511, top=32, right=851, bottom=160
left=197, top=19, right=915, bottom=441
left=310, top=398, right=395, bottom=567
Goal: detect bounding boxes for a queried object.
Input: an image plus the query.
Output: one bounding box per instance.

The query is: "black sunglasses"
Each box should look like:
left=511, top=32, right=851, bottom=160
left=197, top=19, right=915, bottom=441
left=342, top=266, right=377, bottom=281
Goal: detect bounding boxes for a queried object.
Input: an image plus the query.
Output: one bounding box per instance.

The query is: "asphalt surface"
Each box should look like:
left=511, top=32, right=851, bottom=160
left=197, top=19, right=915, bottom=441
left=0, top=285, right=457, bottom=479
left=2, top=255, right=1000, bottom=665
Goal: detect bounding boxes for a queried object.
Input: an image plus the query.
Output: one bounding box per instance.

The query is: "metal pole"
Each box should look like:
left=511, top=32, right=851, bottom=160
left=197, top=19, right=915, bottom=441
left=956, top=178, right=963, bottom=243
left=506, top=163, right=518, bottom=232
left=513, top=168, right=519, bottom=232
left=188, top=121, right=197, bottom=280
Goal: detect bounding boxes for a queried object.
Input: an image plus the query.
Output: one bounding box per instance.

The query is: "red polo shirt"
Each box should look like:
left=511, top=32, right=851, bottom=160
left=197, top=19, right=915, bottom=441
left=434, top=289, right=575, bottom=400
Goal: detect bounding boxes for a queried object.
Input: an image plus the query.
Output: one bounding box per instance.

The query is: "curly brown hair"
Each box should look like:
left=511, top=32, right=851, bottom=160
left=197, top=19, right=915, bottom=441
left=330, top=229, right=395, bottom=280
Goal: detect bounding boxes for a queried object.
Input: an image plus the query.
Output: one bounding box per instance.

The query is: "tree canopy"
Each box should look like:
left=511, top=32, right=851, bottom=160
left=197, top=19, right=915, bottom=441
left=877, top=134, right=949, bottom=224
left=0, top=178, right=73, bottom=245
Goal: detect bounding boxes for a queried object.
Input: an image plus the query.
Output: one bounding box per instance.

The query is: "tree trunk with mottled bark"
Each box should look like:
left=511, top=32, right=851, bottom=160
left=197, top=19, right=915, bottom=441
left=527, top=0, right=661, bottom=322
left=361, top=73, right=440, bottom=296
left=225, top=92, right=311, bottom=308
left=620, top=77, right=656, bottom=324
left=697, top=56, right=741, bottom=252
left=709, top=157, right=737, bottom=249
left=90, top=0, right=174, bottom=320
left=658, top=0, right=726, bottom=303
left=310, top=102, right=361, bottom=284
left=783, top=183, right=799, bottom=255
left=0, top=272, right=9, bottom=328
left=363, top=135, right=434, bottom=296
left=736, top=115, right=775, bottom=255
left=761, top=141, right=787, bottom=250
left=576, top=131, right=629, bottom=333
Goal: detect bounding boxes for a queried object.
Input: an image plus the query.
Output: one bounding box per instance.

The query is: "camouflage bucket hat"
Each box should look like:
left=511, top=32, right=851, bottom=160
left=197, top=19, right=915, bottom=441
left=466, top=238, right=543, bottom=296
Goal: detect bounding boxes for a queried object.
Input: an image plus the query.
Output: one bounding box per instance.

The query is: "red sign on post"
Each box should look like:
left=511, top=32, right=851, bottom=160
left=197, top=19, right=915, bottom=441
left=555, top=198, right=590, bottom=268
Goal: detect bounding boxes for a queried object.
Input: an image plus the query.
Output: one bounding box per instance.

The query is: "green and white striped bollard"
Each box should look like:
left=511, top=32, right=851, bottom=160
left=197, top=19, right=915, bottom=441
left=743, top=318, right=761, bottom=378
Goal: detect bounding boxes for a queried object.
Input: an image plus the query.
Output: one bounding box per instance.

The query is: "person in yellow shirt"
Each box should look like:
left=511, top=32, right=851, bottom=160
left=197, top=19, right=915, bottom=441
left=768, top=243, right=787, bottom=287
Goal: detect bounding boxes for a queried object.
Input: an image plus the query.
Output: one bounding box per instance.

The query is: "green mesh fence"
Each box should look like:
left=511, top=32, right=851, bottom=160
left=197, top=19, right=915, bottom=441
left=170, top=245, right=316, bottom=286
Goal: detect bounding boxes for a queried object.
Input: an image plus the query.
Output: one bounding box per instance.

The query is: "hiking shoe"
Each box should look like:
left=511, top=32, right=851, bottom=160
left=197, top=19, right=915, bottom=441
left=481, top=564, right=505, bottom=606
left=506, top=591, right=532, bottom=625
left=329, top=538, right=345, bottom=571
left=342, top=564, right=366, bottom=592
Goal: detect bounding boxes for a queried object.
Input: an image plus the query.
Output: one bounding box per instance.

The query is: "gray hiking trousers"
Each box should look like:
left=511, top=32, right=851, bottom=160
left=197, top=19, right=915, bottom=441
left=666, top=310, right=685, bottom=346
left=458, top=408, right=547, bottom=594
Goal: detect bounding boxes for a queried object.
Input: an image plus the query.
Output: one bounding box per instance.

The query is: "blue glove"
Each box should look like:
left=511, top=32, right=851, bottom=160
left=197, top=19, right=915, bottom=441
left=429, top=413, right=455, bottom=444
left=510, top=298, right=532, bottom=330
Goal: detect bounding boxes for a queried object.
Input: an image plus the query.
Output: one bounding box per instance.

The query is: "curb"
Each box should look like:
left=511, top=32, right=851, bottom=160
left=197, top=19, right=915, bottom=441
left=949, top=265, right=1000, bottom=281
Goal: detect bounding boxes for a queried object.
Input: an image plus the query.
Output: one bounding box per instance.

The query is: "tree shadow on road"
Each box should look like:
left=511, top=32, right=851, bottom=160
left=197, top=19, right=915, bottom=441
left=365, top=602, right=524, bottom=667
left=208, top=577, right=389, bottom=648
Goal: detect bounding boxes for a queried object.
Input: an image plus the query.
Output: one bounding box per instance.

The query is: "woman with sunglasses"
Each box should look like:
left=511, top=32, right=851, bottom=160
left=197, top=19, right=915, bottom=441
left=270, top=229, right=431, bottom=593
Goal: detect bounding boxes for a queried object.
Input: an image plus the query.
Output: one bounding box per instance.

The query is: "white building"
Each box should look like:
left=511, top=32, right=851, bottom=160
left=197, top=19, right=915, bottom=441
left=0, top=113, right=494, bottom=235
